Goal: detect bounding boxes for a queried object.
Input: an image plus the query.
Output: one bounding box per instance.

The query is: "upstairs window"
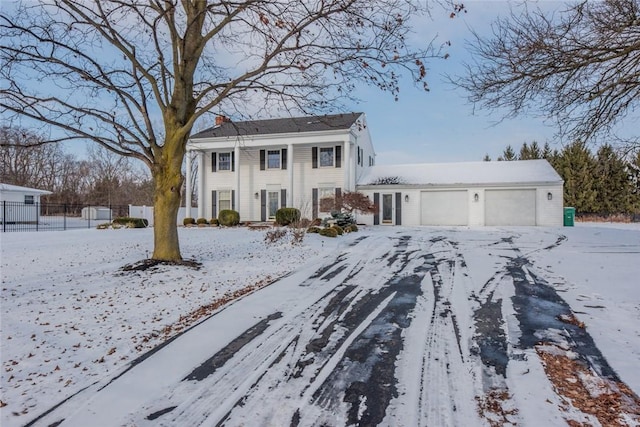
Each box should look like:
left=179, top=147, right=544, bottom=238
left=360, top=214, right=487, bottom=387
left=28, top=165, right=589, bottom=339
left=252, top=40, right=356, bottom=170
left=267, top=150, right=281, bottom=169
left=218, top=152, right=231, bottom=171
left=319, top=147, right=334, bottom=167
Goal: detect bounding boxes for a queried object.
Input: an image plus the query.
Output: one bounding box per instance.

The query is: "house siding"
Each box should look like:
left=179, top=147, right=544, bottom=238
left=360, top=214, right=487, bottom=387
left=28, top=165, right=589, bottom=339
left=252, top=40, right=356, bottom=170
left=201, top=143, right=351, bottom=221
left=357, top=184, right=564, bottom=227
left=293, top=145, right=345, bottom=218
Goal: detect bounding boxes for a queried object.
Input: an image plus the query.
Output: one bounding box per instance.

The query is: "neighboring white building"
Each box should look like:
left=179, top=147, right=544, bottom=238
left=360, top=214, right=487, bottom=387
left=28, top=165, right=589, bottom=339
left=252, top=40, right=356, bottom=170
left=187, top=113, right=564, bottom=226
left=356, top=160, right=564, bottom=226
left=186, top=113, right=375, bottom=221
left=81, top=206, right=113, bottom=221
left=0, top=183, right=52, bottom=224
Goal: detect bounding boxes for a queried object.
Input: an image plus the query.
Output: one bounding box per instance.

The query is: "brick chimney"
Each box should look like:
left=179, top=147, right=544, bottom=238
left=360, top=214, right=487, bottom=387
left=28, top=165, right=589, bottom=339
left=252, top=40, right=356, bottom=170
left=215, top=115, right=230, bottom=126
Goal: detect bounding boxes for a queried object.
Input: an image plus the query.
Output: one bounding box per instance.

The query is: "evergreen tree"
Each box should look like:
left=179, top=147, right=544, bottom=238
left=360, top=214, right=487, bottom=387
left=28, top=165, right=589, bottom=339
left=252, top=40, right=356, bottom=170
left=541, top=142, right=560, bottom=169
left=483, top=154, right=491, bottom=161
left=519, top=141, right=542, bottom=159
left=593, top=145, right=633, bottom=214
left=498, top=145, right=517, bottom=161
left=628, top=150, right=640, bottom=214
left=556, top=141, right=598, bottom=213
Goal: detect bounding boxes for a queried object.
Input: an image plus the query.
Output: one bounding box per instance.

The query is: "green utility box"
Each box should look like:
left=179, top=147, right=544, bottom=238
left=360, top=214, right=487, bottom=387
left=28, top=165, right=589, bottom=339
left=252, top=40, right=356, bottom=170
left=563, top=207, right=575, bottom=227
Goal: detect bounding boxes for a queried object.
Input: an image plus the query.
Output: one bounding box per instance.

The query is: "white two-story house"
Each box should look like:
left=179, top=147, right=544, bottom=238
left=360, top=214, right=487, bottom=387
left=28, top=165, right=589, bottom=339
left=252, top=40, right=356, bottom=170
left=186, top=112, right=375, bottom=221
left=186, top=112, right=564, bottom=227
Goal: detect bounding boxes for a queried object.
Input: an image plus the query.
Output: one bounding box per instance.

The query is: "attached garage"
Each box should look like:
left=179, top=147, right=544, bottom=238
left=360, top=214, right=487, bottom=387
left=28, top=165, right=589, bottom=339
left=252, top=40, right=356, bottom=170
left=421, top=190, right=468, bottom=226
left=356, top=160, right=564, bottom=227
left=485, top=189, right=536, bottom=226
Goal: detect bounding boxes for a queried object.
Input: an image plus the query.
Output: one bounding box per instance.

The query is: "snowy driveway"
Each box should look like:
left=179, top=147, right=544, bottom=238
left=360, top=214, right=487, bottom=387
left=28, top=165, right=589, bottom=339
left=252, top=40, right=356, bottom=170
left=17, top=227, right=640, bottom=426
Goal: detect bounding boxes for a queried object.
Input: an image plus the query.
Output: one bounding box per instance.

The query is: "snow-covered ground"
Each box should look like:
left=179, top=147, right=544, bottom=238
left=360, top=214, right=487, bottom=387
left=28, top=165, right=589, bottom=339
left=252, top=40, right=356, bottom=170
left=1, top=224, right=639, bottom=426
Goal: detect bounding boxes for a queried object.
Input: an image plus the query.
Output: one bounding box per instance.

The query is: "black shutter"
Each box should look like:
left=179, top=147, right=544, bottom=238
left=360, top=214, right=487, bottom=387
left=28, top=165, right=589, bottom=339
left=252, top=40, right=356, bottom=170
left=373, top=192, right=380, bottom=225
left=335, top=188, right=342, bottom=199
left=312, top=188, right=318, bottom=219
left=312, top=147, right=318, bottom=169
left=260, top=190, right=267, bottom=221
left=335, top=145, right=342, bottom=168
left=281, top=148, right=287, bottom=170
left=212, top=190, right=217, bottom=217
left=232, top=190, right=236, bottom=210
left=211, top=152, right=217, bottom=172
left=231, top=151, right=235, bottom=172
left=395, top=192, right=402, bottom=226
left=281, top=189, right=286, bottom=208
left=357, top=147, right=361, bottom=165
left=260, top=150, right=266, bottom=170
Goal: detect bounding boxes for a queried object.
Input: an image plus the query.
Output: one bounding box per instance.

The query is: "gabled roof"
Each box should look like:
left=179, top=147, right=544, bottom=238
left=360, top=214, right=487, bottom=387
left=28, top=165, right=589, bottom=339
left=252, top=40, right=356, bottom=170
left=357, top=160, right=563, bottom=187
left=0, top=183, right=52, bottom=195
left=190, top=112, right=363, bottom=139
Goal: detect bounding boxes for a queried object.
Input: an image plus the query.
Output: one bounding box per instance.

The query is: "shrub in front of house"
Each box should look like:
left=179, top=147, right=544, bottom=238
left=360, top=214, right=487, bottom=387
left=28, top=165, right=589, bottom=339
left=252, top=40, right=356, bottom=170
left=96, top=223, right=110, bottom=230
left=210, top=218, right=219, bottom=226
left=113, top=217, right=149, bottom=228
left=275, top=207, right=301, bottom=226
left=318, top=227, right=338, bottom=238
left=344, top=224, right=359, bottom=233
left=183, top=217, right=196, bottom=226
left=331, top=224, right=344, bottom=235
left=218, top=209, right=240, bottom=226
left=307, top=226, right=321, bottom=233
left=329, top=211, right=355, bottom=227
left=264, top=228, right=288, bottom=244
left=297, top=218, right=312, bottom=228
left=196, top=218, right=209, bottom=225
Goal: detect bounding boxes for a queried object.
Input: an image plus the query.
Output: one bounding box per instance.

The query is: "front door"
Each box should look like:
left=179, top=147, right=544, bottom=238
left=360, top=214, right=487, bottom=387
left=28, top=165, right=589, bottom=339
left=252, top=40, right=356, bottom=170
left=382, top=193, right=393, bottom=224
left=268, top=191, right=279, bottom=220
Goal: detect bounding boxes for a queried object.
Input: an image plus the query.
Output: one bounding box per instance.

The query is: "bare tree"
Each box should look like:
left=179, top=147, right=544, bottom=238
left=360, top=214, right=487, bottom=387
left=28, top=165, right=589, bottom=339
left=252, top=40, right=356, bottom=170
left=457, top=0, right=640, bottom=146
left=1, top=0, right=445, bottom=261
left=0, top=127, right=66, bottom=189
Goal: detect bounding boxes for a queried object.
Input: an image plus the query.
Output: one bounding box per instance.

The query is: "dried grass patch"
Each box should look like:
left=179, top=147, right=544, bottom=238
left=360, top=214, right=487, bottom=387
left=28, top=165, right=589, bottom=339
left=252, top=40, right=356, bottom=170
left=536, top=344, right=640, bottom=426
left=133, top=275, right=275, bottom=351
left=476, top=388, right=519, bottom=427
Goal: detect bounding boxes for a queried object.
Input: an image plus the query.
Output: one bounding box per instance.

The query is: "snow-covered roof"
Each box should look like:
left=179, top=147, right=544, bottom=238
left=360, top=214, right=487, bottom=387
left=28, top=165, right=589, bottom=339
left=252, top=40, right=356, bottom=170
left=357, top=159, right=563, bottom=187
left=0, top=183, right=53, bottom=195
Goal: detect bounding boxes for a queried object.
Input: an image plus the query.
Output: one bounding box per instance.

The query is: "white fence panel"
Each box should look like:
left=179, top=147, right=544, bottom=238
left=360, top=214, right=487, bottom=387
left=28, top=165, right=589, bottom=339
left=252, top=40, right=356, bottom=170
left=128, top=205, right=198, bottom=226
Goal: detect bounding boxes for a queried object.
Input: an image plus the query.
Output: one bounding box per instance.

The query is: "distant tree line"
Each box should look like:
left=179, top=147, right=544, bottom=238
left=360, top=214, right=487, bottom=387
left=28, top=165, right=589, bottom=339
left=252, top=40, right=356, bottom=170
left=1, top=126, right=153, bottom=207
left=485, top=141, right=640, bottom=216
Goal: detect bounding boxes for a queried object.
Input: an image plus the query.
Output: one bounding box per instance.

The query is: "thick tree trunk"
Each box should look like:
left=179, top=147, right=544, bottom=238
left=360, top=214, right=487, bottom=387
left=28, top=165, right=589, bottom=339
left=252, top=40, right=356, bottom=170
left=151, top=132, right=186, bottom=261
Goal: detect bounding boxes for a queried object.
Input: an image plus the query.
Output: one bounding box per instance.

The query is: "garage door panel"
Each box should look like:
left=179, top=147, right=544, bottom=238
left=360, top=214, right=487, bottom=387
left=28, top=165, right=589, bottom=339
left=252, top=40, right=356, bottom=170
left=485, top=189, right=536, bottom=226
left=421, top=191, right=468, bottom=226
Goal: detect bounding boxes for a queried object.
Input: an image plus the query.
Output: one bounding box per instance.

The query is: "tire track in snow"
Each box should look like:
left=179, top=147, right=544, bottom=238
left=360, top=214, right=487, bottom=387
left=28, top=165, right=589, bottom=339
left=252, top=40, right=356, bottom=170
left=213, top=234, right=421, bottom=426
left=412, top=237, right=479, bottom=427
left=120, top=234, right=403, bottom=426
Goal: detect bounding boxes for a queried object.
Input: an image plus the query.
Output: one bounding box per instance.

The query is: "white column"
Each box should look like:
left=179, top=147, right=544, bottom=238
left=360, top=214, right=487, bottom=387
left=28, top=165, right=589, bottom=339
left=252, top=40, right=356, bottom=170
left=197, top=152, right=205, bottom=218
left=287, top=143, right=293, bottom=206
left=185, top=150, right=192, bottom=219
left=234, top=145, right=240, bottom=212
left=343, top=140, right=351, bottom=190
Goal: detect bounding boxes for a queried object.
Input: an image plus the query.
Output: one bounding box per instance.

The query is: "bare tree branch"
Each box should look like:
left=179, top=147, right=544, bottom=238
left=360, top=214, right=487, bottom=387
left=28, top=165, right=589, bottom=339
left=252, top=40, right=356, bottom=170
left=1, top=0, right=447, bottom=260
left=456, top=0, right=640, bottom=145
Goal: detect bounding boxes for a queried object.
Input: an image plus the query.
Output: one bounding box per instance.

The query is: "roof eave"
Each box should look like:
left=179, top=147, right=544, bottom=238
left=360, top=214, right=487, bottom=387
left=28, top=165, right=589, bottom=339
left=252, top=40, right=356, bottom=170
left=187, top=128, right=355, bottom=150
left=356, top=181, right=564, bottom=190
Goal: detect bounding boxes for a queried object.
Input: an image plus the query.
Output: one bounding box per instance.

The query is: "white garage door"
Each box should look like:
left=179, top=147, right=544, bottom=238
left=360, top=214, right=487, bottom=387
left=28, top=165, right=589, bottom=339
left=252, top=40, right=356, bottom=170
left=421, top=190, right=468, bottom=226
left=485, top=189, right=536, bottom=226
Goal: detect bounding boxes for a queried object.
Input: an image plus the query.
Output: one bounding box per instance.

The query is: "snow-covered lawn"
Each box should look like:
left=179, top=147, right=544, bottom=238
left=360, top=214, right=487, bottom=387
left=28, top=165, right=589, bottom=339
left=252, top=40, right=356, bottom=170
left=1, top=224, right=639, bottom=426
left=1, top=227, right=332, bottom=425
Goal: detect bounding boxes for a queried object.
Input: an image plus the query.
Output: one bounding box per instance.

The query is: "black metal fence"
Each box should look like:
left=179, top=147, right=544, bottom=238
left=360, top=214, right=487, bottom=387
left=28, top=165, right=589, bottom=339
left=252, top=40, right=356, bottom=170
left=1, top=201, right=130, bottom=232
